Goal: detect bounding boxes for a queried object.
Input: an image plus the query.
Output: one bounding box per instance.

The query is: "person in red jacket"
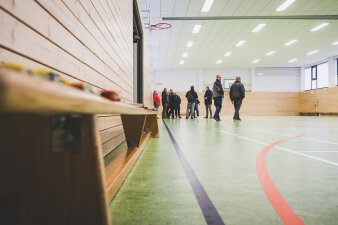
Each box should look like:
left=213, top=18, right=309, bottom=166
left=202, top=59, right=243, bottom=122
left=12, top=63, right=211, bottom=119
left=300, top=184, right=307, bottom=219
left=153, top=91, right=161, bottom=111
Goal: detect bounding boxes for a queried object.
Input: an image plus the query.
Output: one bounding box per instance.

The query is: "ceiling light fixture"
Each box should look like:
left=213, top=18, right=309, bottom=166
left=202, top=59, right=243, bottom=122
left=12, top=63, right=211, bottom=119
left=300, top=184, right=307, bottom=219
left=236, top=40, right=246, bottom=47
left=179, top=61, right=184, bottom=65
left=332, top=41, right=338, bottom=45
left=276, top=0, right=296, bottom=11
left=252, top=59, right=260, bottom=64
left=182, top=52, right=188, bottom=57
left=192, top=25, right=202, bottom=33
left=266, top=51, right=276, bottom=56
left=284, top=39, right=298, bottom=46
left=288, top=58, right=298, bottom=63
left=307, top=50, right=319, bottom=55
left=310, top=23, right=329, bottom=32
left=224, top=51, right=232, bottom=57
left=252, top=24, right=266, bottom=32
left=186, top=41, right=194, bottom=48
left=201, top=0, right=214, bottom=12
left=216, top=59, right=222, bottom=64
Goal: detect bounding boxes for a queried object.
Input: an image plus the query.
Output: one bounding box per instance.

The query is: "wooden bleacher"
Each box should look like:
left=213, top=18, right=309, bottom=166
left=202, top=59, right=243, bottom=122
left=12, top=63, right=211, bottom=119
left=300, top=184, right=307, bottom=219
left=0, top=68, right=159, bottom=225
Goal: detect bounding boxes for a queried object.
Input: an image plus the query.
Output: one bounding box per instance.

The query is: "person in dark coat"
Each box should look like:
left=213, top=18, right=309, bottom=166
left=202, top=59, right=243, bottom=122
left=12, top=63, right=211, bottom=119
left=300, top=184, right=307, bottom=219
left=230, top=76, right=245, bottom=121
left=161, top=88, right=168, bottom=118
left=212, top=75, right=224, bottom=122
left=168, top=90, right=176, bottom=119
left=174, top=93, right=182, bottom=118
left=185, top=85, right=198, bottom=119
left=204, top=86, right=213, bottom=118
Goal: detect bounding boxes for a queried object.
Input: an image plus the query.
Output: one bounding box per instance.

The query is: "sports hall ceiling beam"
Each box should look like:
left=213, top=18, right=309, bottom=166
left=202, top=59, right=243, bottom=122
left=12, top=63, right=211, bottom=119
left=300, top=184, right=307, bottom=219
left=162, top=15, right=338, bottom=21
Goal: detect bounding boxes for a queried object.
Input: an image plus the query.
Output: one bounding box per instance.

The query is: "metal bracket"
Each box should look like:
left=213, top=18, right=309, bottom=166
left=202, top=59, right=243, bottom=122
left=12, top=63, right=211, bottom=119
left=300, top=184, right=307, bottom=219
left=51, top=115, right=83, bottom=153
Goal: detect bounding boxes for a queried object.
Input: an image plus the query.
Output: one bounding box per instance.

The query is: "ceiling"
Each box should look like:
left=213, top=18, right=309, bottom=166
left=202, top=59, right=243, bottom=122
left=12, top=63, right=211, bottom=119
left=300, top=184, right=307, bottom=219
left=139, top=0, right=338, bottom=70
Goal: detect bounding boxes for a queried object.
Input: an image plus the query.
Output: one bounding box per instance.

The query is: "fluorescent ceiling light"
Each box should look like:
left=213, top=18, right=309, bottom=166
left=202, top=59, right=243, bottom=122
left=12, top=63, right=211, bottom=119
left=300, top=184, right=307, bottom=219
left=179, top=61, right=184, bottom=65
left=252, top=24, right=266, bottom=32
left=310, top=23, right=329, bottom=32
left=182, top=52, right=188, bottom=57
left=252, top=59, right=260, bottom=64
left=201, top=0, right=214, bottom=12
left=224, top=51, right=232, bottom=57
left=307, top=50, right=319, bottom=55
left=284, top=39, right=297, bottom=46
left=192, top=25, right=202, bottom=33
left=236, top=40, right=246, bottom=47
left=288, top=58, right=298, bottom=63
left=332, top=41, right=338, bottom=45
left=186, top=41, right=194, bottom=48
left=216, top=59, right=222, bottom=64
left=276, top=0, right=296, bottom=11
left=266, top=51, right=276, bottom=56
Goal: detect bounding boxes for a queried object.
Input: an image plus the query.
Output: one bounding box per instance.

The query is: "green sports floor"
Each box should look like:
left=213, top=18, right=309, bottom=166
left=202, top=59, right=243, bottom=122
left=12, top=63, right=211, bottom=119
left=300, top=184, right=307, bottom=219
left=108, top=116, right=338, bottom=225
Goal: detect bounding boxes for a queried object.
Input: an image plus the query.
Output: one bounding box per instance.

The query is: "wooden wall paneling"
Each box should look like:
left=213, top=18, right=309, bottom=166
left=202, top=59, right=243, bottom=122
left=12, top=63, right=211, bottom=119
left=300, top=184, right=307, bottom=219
left=100, top=125, right=124, bottom=144
left=87, top=0, right=133, bottom=72
left=102, top=133, right=126, bottom=156
left=328, top=87, right=338, bottom=112
left=100, top=0, right=133, bottom=60
left=0, top=0, right=133, bottom=99
left=300, top=91, right=316, bottom=113
left=37, top=0, right=133, bottom=88
left=76, top=0, right=133, bottom=76
left=0, top=9, right=132, bottom=101
left=316, top=88, right=329, bottom=113
left=0, top=114, right=110, bottom=225
left=0, top=47, right=78, bottom=83
left=96, top=115, right=122, bottom=131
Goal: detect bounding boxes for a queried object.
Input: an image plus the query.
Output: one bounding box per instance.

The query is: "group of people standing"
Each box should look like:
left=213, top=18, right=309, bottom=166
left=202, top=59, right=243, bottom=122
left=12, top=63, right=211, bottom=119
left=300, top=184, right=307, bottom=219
left=160, top=89, right=182, bottom=119
left=155, top=75, right=245, bottom=122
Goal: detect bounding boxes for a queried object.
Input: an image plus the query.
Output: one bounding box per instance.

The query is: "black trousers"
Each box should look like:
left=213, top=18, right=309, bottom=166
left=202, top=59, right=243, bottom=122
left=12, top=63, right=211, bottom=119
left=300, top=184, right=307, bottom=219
left=174, top=106, right=180, bottom=118
left=233, top=99, right=243, bottom=120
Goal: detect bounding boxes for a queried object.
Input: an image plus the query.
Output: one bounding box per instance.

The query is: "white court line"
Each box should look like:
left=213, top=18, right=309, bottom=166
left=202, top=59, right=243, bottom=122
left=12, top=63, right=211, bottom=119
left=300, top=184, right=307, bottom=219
left=217, top=129, right=338, bottom=167
left=251, top=128, right=338, bottom=146
left=299, top=151, right=338, bottom=153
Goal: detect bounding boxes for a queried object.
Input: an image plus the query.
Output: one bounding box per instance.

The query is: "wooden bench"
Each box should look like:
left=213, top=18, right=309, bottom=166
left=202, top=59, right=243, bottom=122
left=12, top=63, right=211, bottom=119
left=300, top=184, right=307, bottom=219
left=0, top=68, right=159, bottom=225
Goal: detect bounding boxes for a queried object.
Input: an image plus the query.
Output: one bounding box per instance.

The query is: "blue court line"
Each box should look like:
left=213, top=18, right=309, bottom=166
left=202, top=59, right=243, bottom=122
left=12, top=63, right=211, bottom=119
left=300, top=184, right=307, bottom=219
left=163, top=120, right=226, bottom=225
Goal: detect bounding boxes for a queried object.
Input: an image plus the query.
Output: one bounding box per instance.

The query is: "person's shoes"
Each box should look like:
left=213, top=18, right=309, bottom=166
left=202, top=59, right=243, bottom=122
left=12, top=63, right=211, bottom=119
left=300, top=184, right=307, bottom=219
left=204, top=117, right=208, bottom=119
left=216, top=118, right=221, bottom=122
left=191, top=117, right=194, bottom=119
left=237, top=118, right=242, bottom=121
left=186, top=117, right=188, bottom=119
left=179, top=117, right=182, bottom=118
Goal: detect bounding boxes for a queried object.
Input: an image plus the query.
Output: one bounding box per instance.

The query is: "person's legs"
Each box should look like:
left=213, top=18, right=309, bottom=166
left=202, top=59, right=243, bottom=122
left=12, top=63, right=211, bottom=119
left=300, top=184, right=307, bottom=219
left=214, top=98, right=223, bottom=121
left=205, top=104, right=208, bottom=118
left=209, top=104, right=213, bottom=118
left=186, top=103, right=191, bottom=118
left=235, top=99, right=242, bottom=120
left=178, top=106, right=181, bottom=118
left=190, top=102, right=195, bottom=119
left=174, top=108, right=178, bottom=118
left=195, top=103, right=199, bottom=117
left=166, top=104, right=170, bottom=118
left=162, top=103, right=167, bottom=118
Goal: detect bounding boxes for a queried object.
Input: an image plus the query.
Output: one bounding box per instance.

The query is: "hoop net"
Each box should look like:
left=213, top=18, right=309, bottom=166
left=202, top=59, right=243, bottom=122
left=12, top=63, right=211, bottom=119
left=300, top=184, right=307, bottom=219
left=150, top=23, right=171, bottom=30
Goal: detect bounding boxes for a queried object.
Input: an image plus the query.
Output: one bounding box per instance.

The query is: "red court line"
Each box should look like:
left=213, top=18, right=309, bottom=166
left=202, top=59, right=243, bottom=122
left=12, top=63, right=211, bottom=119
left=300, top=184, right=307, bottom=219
left=256, top=135, right=306, bottom=225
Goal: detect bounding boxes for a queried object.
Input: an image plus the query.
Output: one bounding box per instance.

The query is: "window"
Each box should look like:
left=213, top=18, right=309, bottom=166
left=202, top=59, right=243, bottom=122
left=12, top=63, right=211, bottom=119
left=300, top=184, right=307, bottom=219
left=305, top=67, right=311, bottom=90
left=317, top=63, right=328, bottom=88
left=305, top=62, right=329, bottom=90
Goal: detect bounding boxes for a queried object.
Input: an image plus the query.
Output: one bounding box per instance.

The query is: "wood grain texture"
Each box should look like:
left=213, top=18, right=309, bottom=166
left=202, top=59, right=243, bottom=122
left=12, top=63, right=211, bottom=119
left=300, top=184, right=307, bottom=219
left=0, top=114, right=110, bottom=225
left=300, top=87, right=338, bottom=113
left=121, top=115, right=146, bottom=148
left=0, top=69, right=155, bottom=115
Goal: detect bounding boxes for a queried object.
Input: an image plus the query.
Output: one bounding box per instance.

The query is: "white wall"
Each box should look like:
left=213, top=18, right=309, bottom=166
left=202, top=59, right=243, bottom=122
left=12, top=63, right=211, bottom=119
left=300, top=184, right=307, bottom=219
left=155, top=67, right=301, bottom=92
left=155, top=68, right=251, bottom=92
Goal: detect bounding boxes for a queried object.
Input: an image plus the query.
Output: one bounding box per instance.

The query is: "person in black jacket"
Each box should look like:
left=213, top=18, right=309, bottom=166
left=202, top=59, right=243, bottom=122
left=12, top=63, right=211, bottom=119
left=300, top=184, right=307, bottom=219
left=204, top=86, right=213, bottom=119
left=230, top=76, right=245, bottom=121
left=174, top=93, right=182, bottom=118
left=161, top=88, right=168, bottom=118
left=212, top=75, right=224, bottom=121
left=185, top=85, right=198, bottom=119
left=168, top=90, right=176, bottom=119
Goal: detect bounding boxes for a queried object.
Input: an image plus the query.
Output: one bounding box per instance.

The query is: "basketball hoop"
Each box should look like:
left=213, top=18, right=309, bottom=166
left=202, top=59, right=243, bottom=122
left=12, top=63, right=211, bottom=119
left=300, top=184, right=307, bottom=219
left=150, top=23, right=171, bottom=30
